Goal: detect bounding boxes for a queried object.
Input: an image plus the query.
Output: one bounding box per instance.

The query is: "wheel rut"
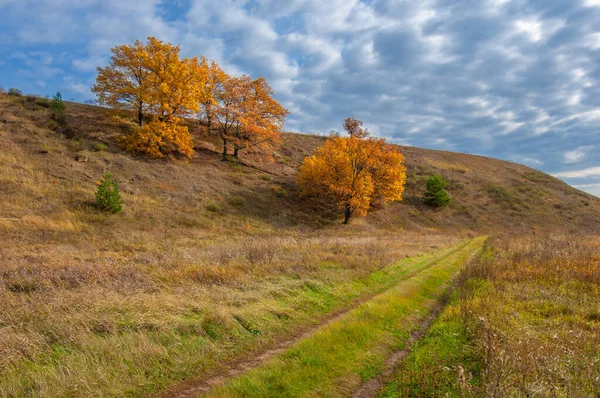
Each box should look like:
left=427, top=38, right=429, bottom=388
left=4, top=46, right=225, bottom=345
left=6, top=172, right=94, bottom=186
left=164, top=240, right=475, bottom=398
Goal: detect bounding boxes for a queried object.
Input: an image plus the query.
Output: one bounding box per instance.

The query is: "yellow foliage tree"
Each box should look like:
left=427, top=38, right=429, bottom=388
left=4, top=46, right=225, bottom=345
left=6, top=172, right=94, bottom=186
left=198, top=56, right=228, bottom=134
left=215, top=75, right=288, bottom=160
left=92, top=39, right=151, bottom=127
left=123, top=119, right=194, bottom=159
left=297, top=118, right=406, bottom=224
left=94, top=37, right=208, bottom=158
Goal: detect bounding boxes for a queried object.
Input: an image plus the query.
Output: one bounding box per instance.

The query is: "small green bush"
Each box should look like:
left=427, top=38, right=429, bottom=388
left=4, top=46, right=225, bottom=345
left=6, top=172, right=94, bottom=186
left=8, top=88, right=22, bottom=96
left=260, top=174, right=272, bottom=181
left=272, top=185, right=288, bottom=198
left=68, top=139, right=85, bottom=152
left=50, top=91, right=66, bottom=114
left=95, top=172, right=123, bottom=214
left=422, top=174, right=451, bottom=207
left=36, top=97, right=51, bottom=108
left=92, top=142, right=108, bottom=152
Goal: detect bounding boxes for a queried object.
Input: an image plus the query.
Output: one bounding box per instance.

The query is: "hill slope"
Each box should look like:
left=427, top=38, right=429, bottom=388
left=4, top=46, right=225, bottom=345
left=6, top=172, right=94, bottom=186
left=1, top=92, right=600, bottom=397
left=1, top=92, right=598, bottom=237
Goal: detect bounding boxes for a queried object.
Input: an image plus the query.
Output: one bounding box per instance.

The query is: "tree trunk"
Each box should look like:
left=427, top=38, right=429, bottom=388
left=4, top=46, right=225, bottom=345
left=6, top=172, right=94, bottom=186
left=222, top=137, right=228, bottom=160
left=138, top=102, right=143, bottom=126
left=343, top=205, right=352, bottom=224
left=233, top=123, right=240, bottom=160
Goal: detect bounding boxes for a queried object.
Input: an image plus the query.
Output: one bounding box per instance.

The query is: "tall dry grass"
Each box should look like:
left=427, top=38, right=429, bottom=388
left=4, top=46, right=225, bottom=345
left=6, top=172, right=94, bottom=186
left=459, top=235, right=600, bottom=396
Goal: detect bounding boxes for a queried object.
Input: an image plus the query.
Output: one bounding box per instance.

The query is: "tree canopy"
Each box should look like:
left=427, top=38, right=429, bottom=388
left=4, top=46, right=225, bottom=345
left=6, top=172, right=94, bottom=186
left=92, top=37, right=287, bottom=160
left=422, top=174, right=451, bottom=207
left=297, top=118, right=406, bottom=224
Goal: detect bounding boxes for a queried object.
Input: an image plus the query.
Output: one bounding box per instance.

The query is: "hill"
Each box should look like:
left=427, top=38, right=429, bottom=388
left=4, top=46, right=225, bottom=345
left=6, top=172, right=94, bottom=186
left=1, top=91, right=599, bottom=396
left=1, top=91, right=598, bottom=237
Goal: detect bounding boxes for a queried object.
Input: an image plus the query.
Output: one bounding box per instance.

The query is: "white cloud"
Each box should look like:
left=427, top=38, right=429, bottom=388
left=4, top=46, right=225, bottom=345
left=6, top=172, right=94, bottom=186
left=564, top=149, right=586, bottom=163
left=554, top=167, right=600, bottom=178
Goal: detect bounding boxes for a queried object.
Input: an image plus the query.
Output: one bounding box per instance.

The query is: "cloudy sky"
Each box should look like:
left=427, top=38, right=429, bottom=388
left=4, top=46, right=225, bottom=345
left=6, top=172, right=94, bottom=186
left=1, top=0, right=599, bottom=196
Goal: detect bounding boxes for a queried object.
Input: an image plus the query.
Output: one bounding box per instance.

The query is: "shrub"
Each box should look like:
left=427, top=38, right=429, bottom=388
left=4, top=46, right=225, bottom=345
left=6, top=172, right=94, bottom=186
left=260, top=174, right=272, bottom=181
left=227, top=195, right=246, bottom=206
left=95, top=172, right=123, bottom=214
left=272, top=184, right=288, bottom=198
left=8, top=88, right=22, bottom=96
left=36, top=97, right=51, bottom=108
left=68, top=139, right=85, bottom=152
left=422, top=174, right=451, bottom=207
left=92, top=142, right=108, bottom=152
left=50, top=91, right=66, bottom=114
left=205, top=203, right=222, bottom=212
left=121, top=118, right=193, bottom=158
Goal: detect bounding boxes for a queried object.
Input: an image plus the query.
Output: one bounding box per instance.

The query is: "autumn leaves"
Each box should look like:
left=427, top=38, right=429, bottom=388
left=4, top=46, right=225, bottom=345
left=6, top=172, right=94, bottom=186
left=92, top=37, right=288, bottom=160
left=297, top=118, right=407, bottom=224
left=92, top=38, right=407, bottom=223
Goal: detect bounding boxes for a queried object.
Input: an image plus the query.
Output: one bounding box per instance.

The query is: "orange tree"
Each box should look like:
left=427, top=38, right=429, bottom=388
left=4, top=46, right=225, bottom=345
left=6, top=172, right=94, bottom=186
left=92, top=39, right=152, bottom=127
left=198, top=56, right=228, bottom=134
left=94, top=37, right=208, bottom=158
left=215, top=75, right=288, bottom=161
left=297, top=118, right=406, bottom=224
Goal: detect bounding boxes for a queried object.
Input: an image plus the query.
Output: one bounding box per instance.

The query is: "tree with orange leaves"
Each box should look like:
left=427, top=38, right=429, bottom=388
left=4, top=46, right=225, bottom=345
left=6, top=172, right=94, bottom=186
left=92, top=39, right=152, bottom=127
left=297, top=118, right=406, bottom=224
left=215, top=75, right=288, bottom=161
left=94, top=37, right=208, bottom=158
left=198, top=56, right=228, bottom=134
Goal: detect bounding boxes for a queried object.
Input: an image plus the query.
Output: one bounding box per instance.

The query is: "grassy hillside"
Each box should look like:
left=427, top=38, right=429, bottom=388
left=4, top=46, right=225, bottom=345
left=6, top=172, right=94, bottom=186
left=0, top=91, right=599, bottom=396
left=1, top=91, right=598, bottom=237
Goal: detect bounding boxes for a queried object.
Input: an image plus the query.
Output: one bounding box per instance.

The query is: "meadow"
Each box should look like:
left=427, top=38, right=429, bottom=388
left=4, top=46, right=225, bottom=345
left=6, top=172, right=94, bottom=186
left=1, top=90, right=600, bottom=396
left=383, top=235, right=600, bottom=397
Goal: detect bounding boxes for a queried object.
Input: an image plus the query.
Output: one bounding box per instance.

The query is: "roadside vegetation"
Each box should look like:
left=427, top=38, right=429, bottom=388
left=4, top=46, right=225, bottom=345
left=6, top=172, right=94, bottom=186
left=204, top=238, right=484, bottom=397
left=383, top=235, right=600, bottom=397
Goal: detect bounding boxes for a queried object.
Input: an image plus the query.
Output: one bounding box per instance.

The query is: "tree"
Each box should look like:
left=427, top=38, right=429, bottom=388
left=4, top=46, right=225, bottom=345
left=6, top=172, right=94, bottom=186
left=297, top=118, right=406, bottom=224
left=141, top=38, right=204, bottom=121
left=215, top=75, right=288, bottom=160
left=51, top=91, right=65, bottom=112
left=422, top=174, right=451, bottom=207
left=94, top=37, right=207, bottom=158
left=198, top=56, right=228, bottom=134
left=92, top=39, right=152, bottom=127
left=95, top=172, right=123, bottom=213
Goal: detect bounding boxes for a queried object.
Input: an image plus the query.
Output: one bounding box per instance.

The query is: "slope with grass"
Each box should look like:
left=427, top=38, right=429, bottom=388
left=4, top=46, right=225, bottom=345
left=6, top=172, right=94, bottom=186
left=196, top=238, right=484, bottom=397
left=0, top=91, right=599, bottom=397
left=381, top=235, right=600, bottom=397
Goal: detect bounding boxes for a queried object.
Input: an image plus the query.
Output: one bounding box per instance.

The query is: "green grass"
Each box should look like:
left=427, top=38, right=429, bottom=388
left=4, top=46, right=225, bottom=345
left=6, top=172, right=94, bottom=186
left=0, top=240, right=469, bottom=397
left=379, top=288, right=483, bottom=397
left=204, top=238, right=485, bottom=397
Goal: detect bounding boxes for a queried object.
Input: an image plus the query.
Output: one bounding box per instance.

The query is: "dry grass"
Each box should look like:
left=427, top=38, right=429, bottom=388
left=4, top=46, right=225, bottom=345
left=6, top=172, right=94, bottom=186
left=459, top=235, right=600, bottom=396
left=383, top=235, right=600, bottom=397
left=1, top=91, right=600, bottom=396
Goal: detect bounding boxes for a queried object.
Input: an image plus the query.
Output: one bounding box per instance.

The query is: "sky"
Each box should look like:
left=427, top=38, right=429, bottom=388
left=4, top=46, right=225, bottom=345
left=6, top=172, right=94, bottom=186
left=1, top=0, right=599, bottom=196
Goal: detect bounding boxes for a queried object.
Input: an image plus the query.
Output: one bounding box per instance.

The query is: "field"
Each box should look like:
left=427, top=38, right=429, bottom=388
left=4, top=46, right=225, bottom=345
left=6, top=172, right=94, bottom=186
left=1, top=92, right=600, bottom=397
left=382, top=235, right=600, bottom=397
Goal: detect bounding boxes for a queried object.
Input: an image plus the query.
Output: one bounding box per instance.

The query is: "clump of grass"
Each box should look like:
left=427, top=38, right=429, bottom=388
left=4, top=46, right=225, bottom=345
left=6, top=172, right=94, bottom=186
left=92, top=142, right=108, bottom=152
left=227, top=195, right=245, bottom=207
left=260, top=174, right=272, bottom=181
left=205, top=202, right=223, bottom=213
